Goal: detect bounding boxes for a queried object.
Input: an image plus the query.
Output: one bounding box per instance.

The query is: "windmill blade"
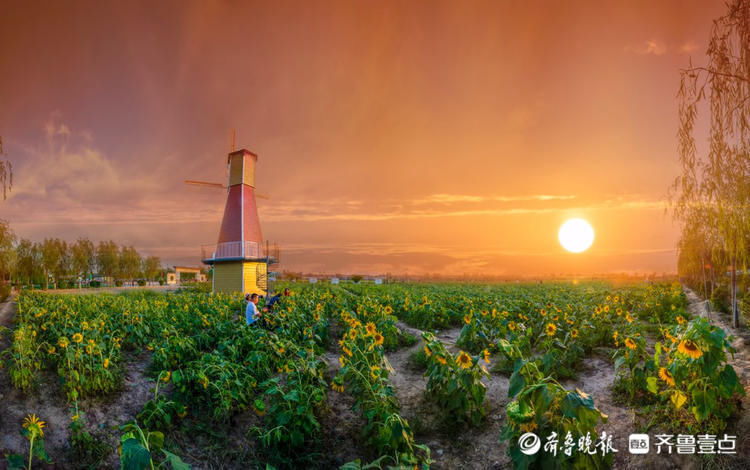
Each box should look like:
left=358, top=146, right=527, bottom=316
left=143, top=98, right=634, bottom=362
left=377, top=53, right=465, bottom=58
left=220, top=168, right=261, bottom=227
left=186, top=179, right=271, bottom=199
left=185, top=180, right=226, bottom=189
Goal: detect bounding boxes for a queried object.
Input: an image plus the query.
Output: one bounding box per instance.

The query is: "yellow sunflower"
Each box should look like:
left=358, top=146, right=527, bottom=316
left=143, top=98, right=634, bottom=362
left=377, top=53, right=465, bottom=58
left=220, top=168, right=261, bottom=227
left=424, top=345, right=431, bottom=357
left=104, top=358, right=110, bottom=368
left=384, top=306, right=393, bottom=314
left=457, top=351, right=473, bottom=369
left=72, top=333, right=83, bottom=344
left=545, top=323, right=557, bottom=336
left=624, top=338, right=637, bottom=350
left=365, top=322, right=377, bottom=336
left=370, top=365, right=381, bottom=380
left=58, top=336, right=70, bottom=349
left=463, top=314, right=472, bottom=325
left=676, top=316, right=685, bottom=325
left=678, top=339, right=703, bottom=359
left=570, top=329, right=579, bottom=338
left=658, top=367, right=675, bottom=387
left=508, top=321, right=516, bottom=331
left=483, top=349, right=491, bottom=364
left=436, top=355, right=447, bottom=365
left=23, top=414, right=46, bottom=438
left=373, top=333, right=384, bottom=346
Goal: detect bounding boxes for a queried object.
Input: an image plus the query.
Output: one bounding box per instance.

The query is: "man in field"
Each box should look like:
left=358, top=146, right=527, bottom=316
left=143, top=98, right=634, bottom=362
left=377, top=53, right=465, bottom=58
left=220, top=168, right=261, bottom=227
left=245, top=293, right=262, bottom=325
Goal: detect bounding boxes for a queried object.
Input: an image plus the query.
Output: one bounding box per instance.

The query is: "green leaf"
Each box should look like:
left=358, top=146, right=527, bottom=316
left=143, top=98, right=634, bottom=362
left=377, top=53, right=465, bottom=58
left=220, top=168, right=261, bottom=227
left=5, top=454, right=25, bottom=470
left=147, top=431, right=164, bottom=451
left=163, top=449, right=191, bottom=470
left=508, top=368, right=526, bottom=398
left=646, top=377, right=659, bottom=395
left=120, top=437, right=152, bottom=470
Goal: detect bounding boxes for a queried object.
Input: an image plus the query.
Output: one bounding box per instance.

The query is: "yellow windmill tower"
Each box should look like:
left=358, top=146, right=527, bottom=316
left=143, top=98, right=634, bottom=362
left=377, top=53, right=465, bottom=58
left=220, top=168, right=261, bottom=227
left=198, top=149, right=278, bottom=295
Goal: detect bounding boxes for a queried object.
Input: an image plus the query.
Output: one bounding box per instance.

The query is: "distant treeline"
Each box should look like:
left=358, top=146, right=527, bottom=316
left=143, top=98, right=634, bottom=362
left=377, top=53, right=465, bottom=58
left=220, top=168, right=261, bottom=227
left=0, top=220, right=164, bottom=289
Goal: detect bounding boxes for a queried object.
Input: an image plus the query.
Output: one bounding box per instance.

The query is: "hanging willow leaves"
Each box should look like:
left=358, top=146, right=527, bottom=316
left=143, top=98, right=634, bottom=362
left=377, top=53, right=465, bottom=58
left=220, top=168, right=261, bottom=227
left=0, top=136, right=12, bottom=200
left=671, top=0, right=750, bottom=327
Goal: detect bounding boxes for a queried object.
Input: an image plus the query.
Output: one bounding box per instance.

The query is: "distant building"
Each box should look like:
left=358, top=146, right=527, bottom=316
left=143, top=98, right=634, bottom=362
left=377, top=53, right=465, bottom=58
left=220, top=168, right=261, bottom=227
left=167, top=266, right=207, bottom=285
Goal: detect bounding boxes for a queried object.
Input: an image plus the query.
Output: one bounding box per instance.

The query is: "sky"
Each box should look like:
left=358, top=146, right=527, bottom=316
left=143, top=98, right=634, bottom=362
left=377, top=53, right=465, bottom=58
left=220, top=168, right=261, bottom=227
left=0, top=0, right=726, bottom=276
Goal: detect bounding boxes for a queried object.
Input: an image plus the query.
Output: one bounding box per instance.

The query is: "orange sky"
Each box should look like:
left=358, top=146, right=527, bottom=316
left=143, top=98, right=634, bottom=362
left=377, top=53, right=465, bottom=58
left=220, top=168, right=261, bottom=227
left=0, top=0, right=725, bottom=275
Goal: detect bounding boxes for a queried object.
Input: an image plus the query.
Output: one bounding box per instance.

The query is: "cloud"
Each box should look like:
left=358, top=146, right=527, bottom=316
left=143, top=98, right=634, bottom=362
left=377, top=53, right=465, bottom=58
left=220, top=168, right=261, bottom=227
left=624, top=39, right=667, bottom=56
left=679, top=41, right=698, bottom=54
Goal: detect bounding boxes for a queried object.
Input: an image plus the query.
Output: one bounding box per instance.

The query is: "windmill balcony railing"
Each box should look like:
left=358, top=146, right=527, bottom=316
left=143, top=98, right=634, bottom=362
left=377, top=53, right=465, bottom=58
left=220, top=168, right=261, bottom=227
left=201, top=241, right=280, bottom=263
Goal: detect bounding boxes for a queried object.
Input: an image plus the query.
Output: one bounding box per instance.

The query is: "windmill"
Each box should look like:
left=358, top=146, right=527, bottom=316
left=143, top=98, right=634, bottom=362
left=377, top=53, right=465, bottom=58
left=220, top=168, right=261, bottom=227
left=189, top=132, right=279, bottom=295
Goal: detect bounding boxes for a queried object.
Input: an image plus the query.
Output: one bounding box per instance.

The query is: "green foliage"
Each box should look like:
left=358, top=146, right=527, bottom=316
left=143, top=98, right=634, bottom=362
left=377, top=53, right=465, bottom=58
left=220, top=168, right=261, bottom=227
left=119, top=421, right=190, bottom=470
left=422, top=332, right=489, bottom=426
left=499, top=340, right=611, bottom=470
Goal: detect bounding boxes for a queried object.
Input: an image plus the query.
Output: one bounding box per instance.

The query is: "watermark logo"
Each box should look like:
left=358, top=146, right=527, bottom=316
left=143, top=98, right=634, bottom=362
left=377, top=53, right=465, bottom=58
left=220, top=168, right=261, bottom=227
left=628, top=434, right=650, bottom=454
left=519, top=432, right=541, bottom=455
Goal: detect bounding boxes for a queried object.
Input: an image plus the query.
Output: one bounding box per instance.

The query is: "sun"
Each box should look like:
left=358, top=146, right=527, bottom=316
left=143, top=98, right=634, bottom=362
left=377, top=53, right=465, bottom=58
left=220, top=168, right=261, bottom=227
left=558, top=218, right=594, bottom=253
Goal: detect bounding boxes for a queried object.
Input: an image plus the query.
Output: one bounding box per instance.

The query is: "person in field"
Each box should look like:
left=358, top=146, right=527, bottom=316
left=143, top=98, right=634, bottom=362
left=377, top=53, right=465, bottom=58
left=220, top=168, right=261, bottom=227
left=245, top=293, right=261, bottom=325
left=264, top=290, right=282, bottom=312
left=283, top=288, right=290, bottom=297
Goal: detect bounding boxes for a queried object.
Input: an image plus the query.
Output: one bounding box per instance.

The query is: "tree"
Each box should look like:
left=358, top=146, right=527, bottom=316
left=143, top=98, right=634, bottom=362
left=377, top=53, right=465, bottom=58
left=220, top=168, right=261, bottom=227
left=119, top=246, right=141, bottom=284
left=0, top=220, right=16, bottom=284
left=0, top=136, right=12, bottom=200
left=71, top=238, right=96, bottom=284
left=40, top=238, right=68, bottom=289
left=674, top=0, right=750, bottom=327
left=97, top=240, right=120, bottom=284
left=143, top=255, right=162, bottom=281
left=15, top=239, right=40, bottom=287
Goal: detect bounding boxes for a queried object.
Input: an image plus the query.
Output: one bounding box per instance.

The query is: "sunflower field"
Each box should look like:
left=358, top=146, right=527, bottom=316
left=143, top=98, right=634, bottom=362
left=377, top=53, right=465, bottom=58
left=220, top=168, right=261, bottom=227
left=0, top=281, right=746, bottom=469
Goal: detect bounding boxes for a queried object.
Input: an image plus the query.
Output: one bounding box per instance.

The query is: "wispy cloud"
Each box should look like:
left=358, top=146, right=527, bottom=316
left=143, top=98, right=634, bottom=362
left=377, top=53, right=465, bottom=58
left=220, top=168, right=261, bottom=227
left=624, top=39, right=667, bottom=56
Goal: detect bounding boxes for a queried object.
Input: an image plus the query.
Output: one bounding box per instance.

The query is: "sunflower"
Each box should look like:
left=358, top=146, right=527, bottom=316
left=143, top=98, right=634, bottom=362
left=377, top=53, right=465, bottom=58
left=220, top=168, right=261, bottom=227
left=659, top=367, right=675, bottom=387
left=457, top=351, right=473, bottom=369
left=613, top=331, right=619, bottom=341
left=365, top=322, right=377, bottom=336
left=540, top=309, right=547, bottom=317
left=162, top=371, right=171, bottom=383
left=47, top=346, right=56, bottom=354
left=520, top=421, right=538, bottom=433
left=72, top=333, right=83, bottom=344
left=384, top=306, right=393, bottom=314
left=373, top=333, right=384, bottom=345
left=103, top=358, right=110, bottom=368
left=570, top=329, right=579, bottom=338
left=508, top=321, right=516, bottom=331
left=58, top=336, right=70, bottom=349
left=624, top=338, right=637, bottom=350
left=23, top=414, right=46, bottom=438
left=436, top=355, right=447, bottom=365
left=463, top=314, right=472, bottom=325
left=545, top=323, right=557, bottom=336
left=348, top=329, right=358, bottom=340
left=331, top=382, right=344, bottom=393
left=370, top=365, right=381, bottom=380
left=342, top=345, right=353, bottom=357
left=676, top=316, right=686, bottom=325
left=81, top=321, right=89, bottom=331
left=678, top=339, right=703, bottom=359
left=483, top=349, right=491, bottom=364
left=424, top=345, right=431, bottom=357
left=616, top=308, right=622, bottom=316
